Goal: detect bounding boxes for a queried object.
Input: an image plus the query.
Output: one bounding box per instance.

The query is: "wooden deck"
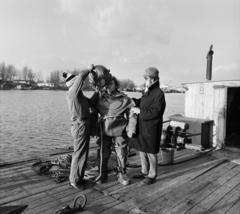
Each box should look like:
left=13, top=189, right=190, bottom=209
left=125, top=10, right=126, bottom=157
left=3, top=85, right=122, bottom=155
left=1, top=139, right=240, bottom=214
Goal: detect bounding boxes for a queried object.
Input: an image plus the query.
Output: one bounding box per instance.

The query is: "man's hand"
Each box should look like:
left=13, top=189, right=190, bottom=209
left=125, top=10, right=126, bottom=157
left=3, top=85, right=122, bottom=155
left=87, top=64, right=94, bottom=71
left=94, top=85, right=101, bottom=93
left=127, top=131, right=133, bottom=138
left=130, top=107, right=140, bottom=115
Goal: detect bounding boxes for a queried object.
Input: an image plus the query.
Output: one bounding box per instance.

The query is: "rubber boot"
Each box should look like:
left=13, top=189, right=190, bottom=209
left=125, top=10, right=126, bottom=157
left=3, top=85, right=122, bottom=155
left=96, top=149, right=109, bottom=184
left=117, top=171, right=131, bottom=186
left=96, top=172, right=108, bottom=184
left=115, top=145, right=130, bottom=185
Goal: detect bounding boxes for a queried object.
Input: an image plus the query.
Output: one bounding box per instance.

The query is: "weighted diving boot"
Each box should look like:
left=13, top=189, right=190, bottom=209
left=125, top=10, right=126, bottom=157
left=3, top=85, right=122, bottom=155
left=117, top=172, right=131, bottom=186
left=95, top=148, right=110, bottom=184
left=96, top=172, right=108, bottom=184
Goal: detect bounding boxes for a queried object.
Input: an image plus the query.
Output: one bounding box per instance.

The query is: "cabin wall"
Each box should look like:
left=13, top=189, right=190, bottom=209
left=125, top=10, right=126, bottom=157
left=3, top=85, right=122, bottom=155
left=184, top=80, right=240, bottom=148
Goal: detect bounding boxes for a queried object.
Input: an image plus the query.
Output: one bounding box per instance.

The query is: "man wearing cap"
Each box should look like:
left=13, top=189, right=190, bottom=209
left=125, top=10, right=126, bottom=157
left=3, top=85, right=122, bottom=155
left=63, top=64, right=100, bottom=189
left=128, top=67, right=166, bottom=185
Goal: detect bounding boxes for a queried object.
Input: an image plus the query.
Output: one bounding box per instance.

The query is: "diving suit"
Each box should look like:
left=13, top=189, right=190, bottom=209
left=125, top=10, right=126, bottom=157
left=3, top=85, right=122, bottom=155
left=93, top=90, right=137, bottom=185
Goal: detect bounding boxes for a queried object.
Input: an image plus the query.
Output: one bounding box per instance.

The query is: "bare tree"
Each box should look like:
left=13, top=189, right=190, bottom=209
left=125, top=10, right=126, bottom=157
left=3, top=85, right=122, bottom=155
left=50, top=70, right=61, bottom=85
left=16, top=69, right=22, bottom=79
left=35, top=71, right=43, bottom=82
left=119, top=78, right=136, bottom=90
left=22, top=66, right=29, bottom=80
left=72, top=68, right=79, bottom=76
left=0, top=62, right=6, bottom=82
left=27, top=68, right=35, bottom=81
left=12, top=68, right=18, bottom=80
left=6, top=65, right=17, bottom=81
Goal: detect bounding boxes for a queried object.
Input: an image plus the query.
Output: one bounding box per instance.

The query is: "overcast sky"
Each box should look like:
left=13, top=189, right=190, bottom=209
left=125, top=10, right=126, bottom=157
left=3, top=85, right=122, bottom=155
left=1, top=0, right=239, bottom=86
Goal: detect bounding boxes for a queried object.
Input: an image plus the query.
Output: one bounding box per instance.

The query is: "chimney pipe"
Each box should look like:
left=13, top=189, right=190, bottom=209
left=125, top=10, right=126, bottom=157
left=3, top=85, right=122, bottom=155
left=206, top=45, right=214, bottom=80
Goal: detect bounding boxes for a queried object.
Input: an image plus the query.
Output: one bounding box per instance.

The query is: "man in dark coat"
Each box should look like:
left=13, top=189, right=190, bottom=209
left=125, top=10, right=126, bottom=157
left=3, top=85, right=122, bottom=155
left=128, top=67, right=166, bottom=185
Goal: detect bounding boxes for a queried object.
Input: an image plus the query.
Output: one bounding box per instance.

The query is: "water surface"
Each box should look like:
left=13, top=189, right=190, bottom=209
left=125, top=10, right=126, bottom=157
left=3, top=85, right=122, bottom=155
left=0, top=91, right=185, bottom=158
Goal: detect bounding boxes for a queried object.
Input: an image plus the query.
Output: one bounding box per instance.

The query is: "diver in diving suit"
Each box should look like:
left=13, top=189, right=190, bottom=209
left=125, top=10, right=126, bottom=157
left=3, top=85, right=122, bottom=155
left=92, top=76, right=137, bottom=185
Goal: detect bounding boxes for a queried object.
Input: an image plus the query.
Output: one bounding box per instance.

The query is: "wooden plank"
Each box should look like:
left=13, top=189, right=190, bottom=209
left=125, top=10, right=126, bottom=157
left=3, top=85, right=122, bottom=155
left=114, top=157, right=221, bottom=200
left=146, top=158, right=225, bottom=197
left=45, top=190, right=103, bottom=214
left=112, top=156, right=219, bottom=201
left=0, top=175, right=51, bottom=192
left=38, top=187, right=125, bottom=214
left=225, top=198, right=240, bottom=214
left=0, top=166, right=34, bottom=177
left=22, top=152, right=201, bottom=214
left=0, top=171, right=49, bottom=187
left=3, top=147, right=235, bottom=214
left=0, top=140, right=97, bottom=167
left=0, top=153, right=53, bottom=167
left=184, top=170, right=240, bottom=214
left=147, top=162, right=239, bottom=214
left=0, top=170, right=43, bottom=184
left=35, top=190, right=116, bottom=214
left=127, top=208, right=144, bottom=214
left=0, top=160, right=36, bottom=172
left=23, top=187, right=91, bottom=213
left=122, top=158, right=227, bottom=211
left=110, top=169, right=166, bottom=198
left=26, top=188, right=88, bottom=213
left=49, top=142, right=98, bottom=156
left=0, top=170, right=33, bottom=183
left=127, top=147, right=194, bottom=167
left=213, top=87, right=227, bottom=148
left=206, top=183, right=240, bottom=214
left=0, top=151, right=98, bottom=189
left=164, top=163, right=238, bottom=214
left=23, top=196, right=60, bottom=214
left=13, top=178, right=95, bottom=213
left=0, top=180, right=67, bottom=205
left=25, top=190, right=90, bottom=214
left=5, top=185, right=67, bottom=207
left=99, top=201, right=135, bottom=214
left=83, top=196, right=122, bottom=214
left=96, top=149, right=206, bottom=194
left=105, top=170, right=166, bottom=197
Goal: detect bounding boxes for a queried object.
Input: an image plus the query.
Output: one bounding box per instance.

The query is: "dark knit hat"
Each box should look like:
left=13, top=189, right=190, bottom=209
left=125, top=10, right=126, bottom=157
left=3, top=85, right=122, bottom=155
left=62, top=72, right=76, bottom=87
left=144, top=67, right=159, bottom=79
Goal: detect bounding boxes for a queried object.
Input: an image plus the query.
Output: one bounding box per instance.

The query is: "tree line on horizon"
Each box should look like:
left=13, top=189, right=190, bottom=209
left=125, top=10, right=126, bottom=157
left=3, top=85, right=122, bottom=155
left=0, top=61, right=138, bottom=90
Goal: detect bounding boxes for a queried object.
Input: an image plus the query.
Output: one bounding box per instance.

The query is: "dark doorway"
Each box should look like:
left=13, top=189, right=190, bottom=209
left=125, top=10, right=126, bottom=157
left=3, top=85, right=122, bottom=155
left=226, top=87, right=240, bottom=148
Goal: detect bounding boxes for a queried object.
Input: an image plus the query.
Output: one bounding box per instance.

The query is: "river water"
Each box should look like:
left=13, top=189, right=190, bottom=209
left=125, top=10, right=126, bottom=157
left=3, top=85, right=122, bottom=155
left=0, top=90, right=185, bottom=159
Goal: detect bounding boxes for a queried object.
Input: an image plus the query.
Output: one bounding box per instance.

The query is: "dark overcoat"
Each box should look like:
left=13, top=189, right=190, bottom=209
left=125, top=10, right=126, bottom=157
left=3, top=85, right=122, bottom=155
left=128, top=81, right=166, bottom=154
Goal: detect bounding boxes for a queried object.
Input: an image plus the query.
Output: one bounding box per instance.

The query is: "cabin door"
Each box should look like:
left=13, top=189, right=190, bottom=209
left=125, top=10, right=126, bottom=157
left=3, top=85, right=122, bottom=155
left=213, top=86, right=227, bottom=149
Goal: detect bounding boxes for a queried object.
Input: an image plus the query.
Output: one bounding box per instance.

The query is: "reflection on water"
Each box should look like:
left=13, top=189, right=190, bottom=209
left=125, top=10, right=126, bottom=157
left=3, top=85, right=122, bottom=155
left=0, top=91, right=184, bottom=156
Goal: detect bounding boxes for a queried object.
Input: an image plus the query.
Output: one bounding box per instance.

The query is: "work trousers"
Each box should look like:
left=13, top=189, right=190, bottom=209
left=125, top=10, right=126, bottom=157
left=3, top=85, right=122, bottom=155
left=98, top=135, right=128, bottom=173
left=139, top=151, right=158, bottom=178
left=69, top=120, right=91, bottom=184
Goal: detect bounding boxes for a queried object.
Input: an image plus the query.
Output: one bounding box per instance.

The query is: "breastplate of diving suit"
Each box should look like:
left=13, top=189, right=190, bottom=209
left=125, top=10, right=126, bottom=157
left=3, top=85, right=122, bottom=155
left=96, top=92, right=135, bottom=136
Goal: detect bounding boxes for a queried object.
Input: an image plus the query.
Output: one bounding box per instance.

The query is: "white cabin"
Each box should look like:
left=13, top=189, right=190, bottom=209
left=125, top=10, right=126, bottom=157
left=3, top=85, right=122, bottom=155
left=182, top=80, right=240, bottom=149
